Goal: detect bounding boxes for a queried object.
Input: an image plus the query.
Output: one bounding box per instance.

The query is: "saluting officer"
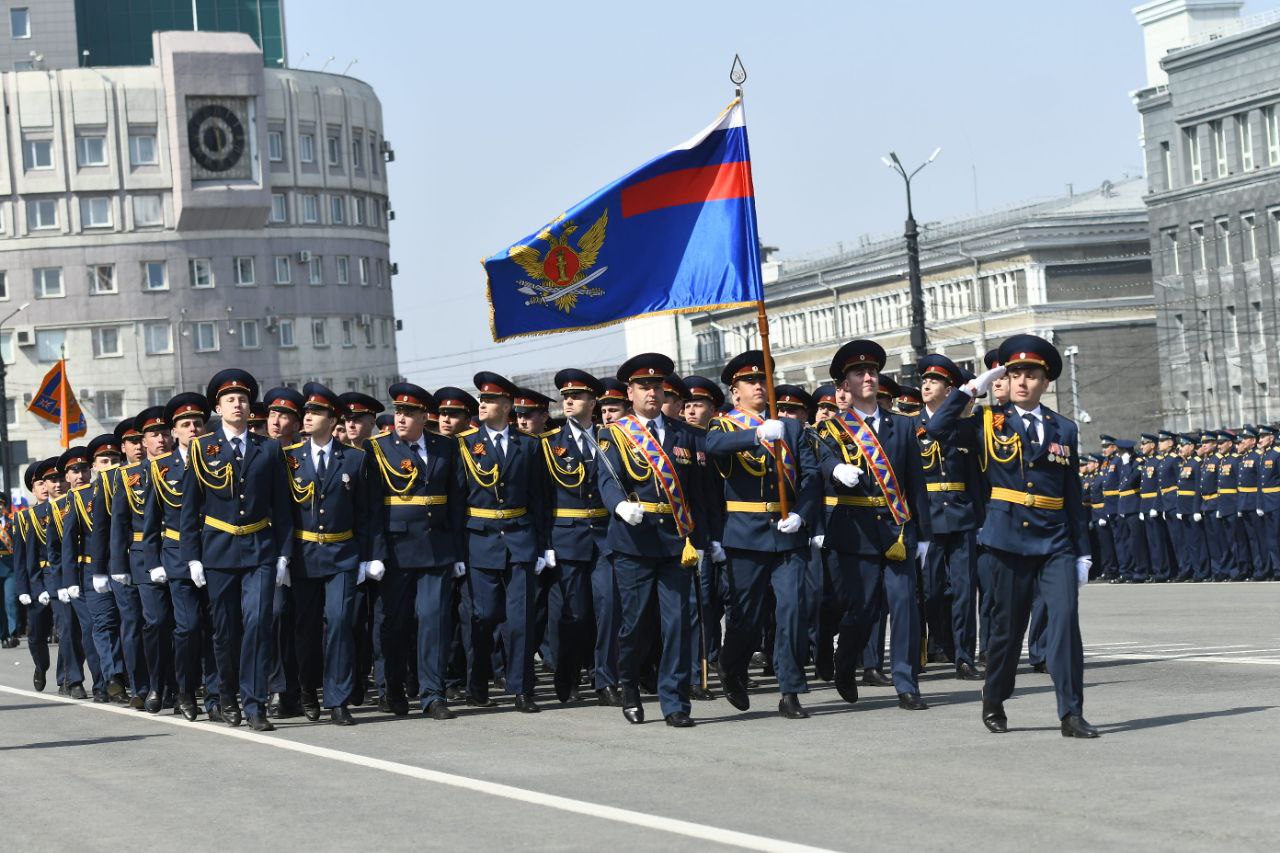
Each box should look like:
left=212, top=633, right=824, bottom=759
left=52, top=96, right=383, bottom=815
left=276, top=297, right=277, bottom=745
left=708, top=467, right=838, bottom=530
left=706, top=352, right=820, bottom=719
left=928, top=334, right=1097, bottom=738
left=47, top=446, right=104, bottom=700
left=180, top=369, right=295, bottom=731
left=14, top=460, right=56, bottom=691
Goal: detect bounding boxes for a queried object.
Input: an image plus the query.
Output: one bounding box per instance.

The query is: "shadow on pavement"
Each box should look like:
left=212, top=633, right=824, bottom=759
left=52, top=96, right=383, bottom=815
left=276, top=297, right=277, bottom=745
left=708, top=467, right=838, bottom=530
left=1099, top=705, right=1277, bottom=734
left=0, top=733, right=168, bottom=751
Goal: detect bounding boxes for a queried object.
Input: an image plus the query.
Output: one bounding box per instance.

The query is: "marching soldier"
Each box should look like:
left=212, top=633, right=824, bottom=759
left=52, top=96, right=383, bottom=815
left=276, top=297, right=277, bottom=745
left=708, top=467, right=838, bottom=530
left=180, top=370, right=295, bottom=731
left=14, top=460, right=56, bottom=691
left=1213, top=431, right=1242, bottom=580
left=46, top=446, right=105, bottom=700
left=1173, top=433, right=1208, bottom=581
left=248, top=402, right=269, bottom=436
left=706, top=352, right=820, bottom=719
left=663, top=376, right=691, bottom=421
left=1198, top=432, right=1227, bottom=581
left=928, top=334, right=1097, bottom=738
left=683, top=375, right=727, bottom=700
left=1154, top=430, right=1182, bottom=582
left=1115, top=440, right=1148, bottom=582
left=598, top=379, right=630, bottom=424
left=263, top=386, right=306, bottom=719
left=433, top=388, right=478, bottom=438
left=1138, top=433, right=1171, bottom=582
left=1098, top=436, right=1126, bottom=582
left=816, top=340, right=931, bottom=711
left=1234, top=427, right=1264, bottom=581
left=1255, top=425, right=1280, bottom=581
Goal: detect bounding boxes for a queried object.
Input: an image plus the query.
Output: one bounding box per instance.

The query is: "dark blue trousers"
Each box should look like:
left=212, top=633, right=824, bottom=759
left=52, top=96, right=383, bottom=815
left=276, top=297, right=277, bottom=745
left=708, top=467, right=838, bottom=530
left=1095, top=519, right=1118, bottom=578
left=924, top=530, right=978, bottom=667
left=25, top=599, right=52, bottom=677
left=1119, top=515, right=1149, bottom=581
left=554, top=558, right=598, bottom=688
left=1264, top=512, right=1280, bottom=581
left=1205, top=513, right=1231, bottom=579
left=171, top=580, right=218, bottom=704
left=86, top=579, right=126, bottom=684
left=1027, top=589, right=1047, bottom=666
left=1145, top=514, right=1172, bottom=580
left=588, top=552, right=620, bottom=689
left=688, top=555, right=724, bottom=676
left=984, top=547, right=1084, bottom=720
left=613, top=552, right=691, bottom=717
left=111, top=581, right=148, bottom=697
left=412, top=566, right=454, bottom=707
left=466, top=562, right=536, bottom=698
left=62, top=594, right=103, bottom=691
left=269, top=584, right=299, bottom=701
left=295, top=571, right=358, bottom=708
left=139, top=581, right=176, bottom=700
left=722, top=548, right=808, bottom=695
left=976, top=546, right=994, bottom=657
left=804, top=542, right=823, bottom=660
left=830, top=551, right=919, bottom=694
left=205, top=564, right=274, bottom=716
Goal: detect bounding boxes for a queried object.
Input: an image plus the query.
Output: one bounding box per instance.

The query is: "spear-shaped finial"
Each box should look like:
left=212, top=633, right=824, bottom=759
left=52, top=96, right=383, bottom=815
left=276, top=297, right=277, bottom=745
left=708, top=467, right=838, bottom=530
left=730, top=54, right=747, bottom=94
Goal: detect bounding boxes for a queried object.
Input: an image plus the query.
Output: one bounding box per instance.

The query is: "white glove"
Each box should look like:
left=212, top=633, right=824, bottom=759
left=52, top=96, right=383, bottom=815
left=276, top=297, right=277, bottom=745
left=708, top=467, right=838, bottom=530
left=1193, top=512, right=1202, bottom=523
left=188, top=561, right=206, bottom=588
left=811, top=534, right=825, bottom=549
left=916, top=541, right=930, bottom=562
left=357, top=562, right=368, bottom=585
left=275, top=562, right=291, bottom=588
left=111, top=573, right=130, bottom=586
left=1237, top=511, right=1244, bottom=519
left=615, top=501, right=644, bottom=526
left=1175, top=513, right=1183, bottom=521
left=57, top=588, right=70, bottom=604
left=149, top=566, right=167, bottom=584
left=1257, top=508, right=1265, bottom=517
left=757, top=419, right=785, bottom=443
left=1097, top=518, right=1108, bottom=527
left=366, top=559, right=386, bottom=581
left=19, top=593, right=32, bottom=606
left=67, top=585, right=81, bottom=600
left=1075, top=556, right=1092, bottom=588
left=1138, top=512, right=1145, bottom=521
left=709, top=541, right=727, bottom=563
left=37, top=591, right=51, bottom=605
left=832, top=463, right=862, bottom=488
left=1216, top=511, right=1223, bottom=519
left=776, top=512, right=803, bottom=534
left=964, top=365, right=1007, bottom=397
left=92, top=575, right=110, bottom=594
left=534, top=556, right=547, bottom=575
left=452, top=561, right=467, bottom=578
left=543, top=549, right=557, bottom=568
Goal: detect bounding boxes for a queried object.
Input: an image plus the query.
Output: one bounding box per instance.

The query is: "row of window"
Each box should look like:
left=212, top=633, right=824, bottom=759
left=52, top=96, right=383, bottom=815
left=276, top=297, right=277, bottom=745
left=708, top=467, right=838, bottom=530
left=21, top=133, right=159, bottom=172
left=268, top=190, right=388, bottom=228
left=1159, top=207, right=1280, bottom=274
left=1170, top=301, right=1267, bottom=361
left=266, top=127, right=384, bottom=177
left=1162, top=106, right=1280, bottom=190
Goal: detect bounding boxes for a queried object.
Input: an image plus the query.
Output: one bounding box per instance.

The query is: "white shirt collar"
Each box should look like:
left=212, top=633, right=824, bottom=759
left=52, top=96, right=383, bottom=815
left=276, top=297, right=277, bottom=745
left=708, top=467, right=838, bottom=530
left=852, top=405, right=878, bottom=423
left=222, top=424, right=247, bottom=444
left=178, top=445, right=189, bottom=463
left=1013, top=404, right=1044, bottom=420
left=485, top=424, right=509, bottom=442
left=310, top=437, right=334, bottom=457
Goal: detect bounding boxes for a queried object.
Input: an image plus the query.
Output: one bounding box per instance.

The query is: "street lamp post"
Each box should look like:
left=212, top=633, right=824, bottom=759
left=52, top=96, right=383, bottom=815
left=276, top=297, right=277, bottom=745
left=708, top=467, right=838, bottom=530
left=0, top=302, right=32, bottom=501
left=883, top=148, right=941, bottom=370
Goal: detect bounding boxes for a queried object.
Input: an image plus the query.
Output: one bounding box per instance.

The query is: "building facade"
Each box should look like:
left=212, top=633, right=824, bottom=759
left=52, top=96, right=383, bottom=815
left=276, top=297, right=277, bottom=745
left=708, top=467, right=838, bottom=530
left=1134, top=0, right=1280, bottom=429
left=1, top=30, right=397, bottom=490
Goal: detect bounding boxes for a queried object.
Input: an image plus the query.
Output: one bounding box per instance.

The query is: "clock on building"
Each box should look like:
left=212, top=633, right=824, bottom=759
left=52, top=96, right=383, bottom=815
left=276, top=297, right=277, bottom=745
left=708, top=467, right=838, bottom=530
left=186, top=97, right=253, bottom=181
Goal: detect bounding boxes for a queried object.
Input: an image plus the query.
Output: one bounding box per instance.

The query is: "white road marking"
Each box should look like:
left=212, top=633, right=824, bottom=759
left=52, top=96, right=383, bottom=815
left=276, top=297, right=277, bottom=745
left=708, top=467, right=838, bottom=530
left=0, top=684, right=836, bottom=853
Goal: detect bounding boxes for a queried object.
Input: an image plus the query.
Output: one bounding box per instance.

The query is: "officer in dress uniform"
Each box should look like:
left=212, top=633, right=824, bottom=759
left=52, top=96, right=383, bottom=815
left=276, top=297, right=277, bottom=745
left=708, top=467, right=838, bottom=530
left=180, top=370, right=295, bottom=731
left=916, top=354, right=985, bottom=680
left=367, top=383, right=466, bottom=719
left=1255, top=425, right=1280, bottom=581
left=1137, top=433, right=1171, bottom=582
left=1234, top=427, right=1264, bottom=580
left=597, top=353, right=708, bottom=727
left=816, top=340, right=932, bottom=711
left=1154, top=430, right=1182, bottom=582
left=1172, top=433, right=1208, bottom=581
left=285, top=383, right=376, bottom=725
left=1198, top=432, right=1227, bottom=581
left=1098, top=436, right=1126, bottom=582
left=683, top=375, right=727, bottom=699
left=457, top=372, right=549, bottom=713
left=46, top=446, right=104, bottom=700
left=261, top=386, right=306, bottom=719
left=14, top=460, right=55, bottom=691
left=1115, top=440, right=1148, bottom=582
left=248, top=402, right=269, bottom=436
left=1212, top=431, right=1242, bottom=580
left=598, top=379, right=630, bottom=424
left=809, top=384, right=840, bottom=681
left=540, top=369, right=623, bottom=706
left=927, top=334, right=1097, bottom=738
left=706, top=353, right=819, bottom=719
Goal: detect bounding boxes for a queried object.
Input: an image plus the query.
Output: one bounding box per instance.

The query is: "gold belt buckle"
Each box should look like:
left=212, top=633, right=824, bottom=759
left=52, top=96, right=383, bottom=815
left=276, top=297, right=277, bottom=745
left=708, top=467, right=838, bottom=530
left=1023, top=493, right=1036, bottom=507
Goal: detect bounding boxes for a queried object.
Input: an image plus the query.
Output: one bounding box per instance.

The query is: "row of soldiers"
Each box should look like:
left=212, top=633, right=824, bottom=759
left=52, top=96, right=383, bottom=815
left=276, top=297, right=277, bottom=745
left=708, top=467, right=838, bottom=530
left=1079, top=428, right=1280, bottom=583
left=5, top=332, right=1097, bottom=736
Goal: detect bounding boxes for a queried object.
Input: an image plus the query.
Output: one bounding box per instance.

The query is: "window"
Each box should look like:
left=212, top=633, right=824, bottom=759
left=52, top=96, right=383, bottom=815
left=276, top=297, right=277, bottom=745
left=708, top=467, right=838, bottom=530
left=1272, top=209, right=1280, bottom=252
left=352, top=131, right=363, bottom=169
left=1238, top=113, right=1254, bottom=172
left=36, top=329, right=65, bottom=362
left=190, top=258, right=213, bottom=288
left=312, top=318, right=328, bottom=347
left=193, top=321, right=218, bottom=353
left=96, top=391, right=124, bottom=421
left=370, top=138, right=379, bottom=176
left=301, top=194, right=319, bottom=223
left=4, top=396, right=14, bottom=426
left=238, top=319, right=259, bottom=349
left=81, top=197, right=112, bottom=228
left=34, top=267, right=63, bottom=298
left=10, top=8, right=30, bottom=39
left=1216, top=218, right=1231, bottom=267
left=1191, top=223, right=1206, bottom=272
left=1267, top=106, right=1280, bottom=166
left=1243, top=213, right=1257, bottom=262
left=129, top=133, right=157, bottom=166
left=308, top=256, right=323, bottom=285
left=375, top=258, right=385, bottom=286
left=274, top=256, right=291, bottom=285
left=326, top=133, right=341, bottom=167
left=341, top=318, right=355, bottom=347
left=148, top=387, right=174, bottom=406
left=1174, top=313, right=1187, bottom=355
left=133, top=195, right=163, bottom=226
left=278, top=318, right=296, bottom=348
left=330, top=195, right=345, bottom=224
left=1, top=330, right=13, bottom=364
left=381, top=318, right=391, bottom=347
left=92, top=326, right=121, bottom=358
left=299, top=133, right=315, bottom=163
left=364, top=322, right=374, bottom=347
left=234, top=256, right=256, bottom=286
left=267, top=130, right=284, bottom=162
left=358, top=257, right=370, bottom=286
left=986, top=271, right=1017, bottom=310
left=22, top=138, right=52, bottom=170
left=352, top=196, right=366, bottom=225
left=76, top=135, right=107, bottom=167
left=1186, top=126, right=1202, bottom=184
left=1227, top=306, right=1240, bottom=353
left=336, top=256, right=350, bottom=285
left=143, top=261, right=168, bottom=291
left=27, top=199, right=57, bottom=229
left=1164, top=228, right=1181, bottom=274
left=1253, top=300, right=1266, bottom=346
left=89, top=264, right=116, bottom=294
left=1212, top=120, right=1228, bottom=177
left=269, top=193, right=287, bottom=223
left=1161, top=141, right=1173, bottom=191
left=143, top=322, right=171, bottom=355
left=0, top=271, right=6, bottom=301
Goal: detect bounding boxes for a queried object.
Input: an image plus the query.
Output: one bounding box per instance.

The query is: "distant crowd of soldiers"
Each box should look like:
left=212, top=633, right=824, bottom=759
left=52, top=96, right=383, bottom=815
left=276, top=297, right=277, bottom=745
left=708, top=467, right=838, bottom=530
left=0, top=332, right=1103, bottom=737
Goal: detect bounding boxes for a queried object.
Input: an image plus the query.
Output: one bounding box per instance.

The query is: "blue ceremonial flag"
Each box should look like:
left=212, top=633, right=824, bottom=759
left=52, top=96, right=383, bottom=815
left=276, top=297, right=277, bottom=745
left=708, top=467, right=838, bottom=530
left=27, top=358, right=87, bottom=448
left=484, top=99, right=764, bottom=341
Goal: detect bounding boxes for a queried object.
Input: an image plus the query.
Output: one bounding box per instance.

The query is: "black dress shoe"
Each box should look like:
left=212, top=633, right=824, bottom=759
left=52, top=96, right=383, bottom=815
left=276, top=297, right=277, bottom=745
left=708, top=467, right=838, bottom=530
left=246, top=712, right=275, bottom=732
left=622, top=686, right=644, bottom=724
left=92, top=689, right=109, bottom=703
left=206, top=703, right=224, bottom=723
left=596, top=686, right=623, bottom=707
left=862, top=668, right=893, bottom=687
left=553, top=661, right=577, bottom=703
left=466, top=694, right=496, bottom=708
left=425, top=699, right=456, bottom=720
left=446, top=686, right=466, bottom=702
left=222, top=699, right=243, bottom=727
left=33, top=669, right=46, bottom=692
left=664, top=711, right=695, bottom=728
left=386, top=693, right=410, bottom=716
left=778, top=693, right=809, bottom=719
left=689, top=685, right=716, bottom=701
left=513, top=694, right=541, bottom=713
left=176, top=693, right=199, bottom=721
left=106, top=674, right=128, bottom=702
left=956, top=662, right=984, bottom=681
left=492, top=677, right=506, bottom=692
left=129, top=694, right=146, bottom=710
left=897, top=692, right=929, bottom=711
left=276, top=696, right=304, bottom=719
left=833, top=669, right=859, bottom=704
left=750, top=651, right=768, bottom=668
left=69, top=683, right=88, bottom=700
left=301, top=689, right=322, bottom=722
left=266, top=692, right=283, bottom=718
left=926, top=650, right=951, bottom=664
left=330, top=705, right=356, bottom=726
left=57, top=684, right=68, bottom=696
left=717, top=661, right=749, bottom=711
left=1060, top=714, right=1100, bottom=739
left=144, top=690, right=162, bottom=713
left=1031, top=662, right=1048, bottom=674
left=982, top=700, right=1007, bottom=733
left=977, top=651, right=987, bottom=665
left=1, top=637, right=18, bottom=649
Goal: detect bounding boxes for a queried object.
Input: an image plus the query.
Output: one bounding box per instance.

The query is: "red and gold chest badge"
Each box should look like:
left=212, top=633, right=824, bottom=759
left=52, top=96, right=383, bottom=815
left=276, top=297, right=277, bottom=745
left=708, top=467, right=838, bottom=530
left=287, top=456, right=300, bottom=470
left=399, top=458, right=414, bottom=472
left=992, top=413, right=1006, bottom=432
left=471, top=442, right=486, bottom=457
left=204, top=442, right=221, bottom=458
left=553, top=445, right=568, bottom=457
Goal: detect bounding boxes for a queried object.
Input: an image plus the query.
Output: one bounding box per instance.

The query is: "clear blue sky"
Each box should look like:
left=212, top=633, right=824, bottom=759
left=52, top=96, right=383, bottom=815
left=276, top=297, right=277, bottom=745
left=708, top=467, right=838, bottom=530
left=283, top=0, right=1252, bottom=389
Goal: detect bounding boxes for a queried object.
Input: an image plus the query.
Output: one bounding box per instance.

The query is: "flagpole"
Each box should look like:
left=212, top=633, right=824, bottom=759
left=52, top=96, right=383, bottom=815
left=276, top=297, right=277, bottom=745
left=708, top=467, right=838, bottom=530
left=733, top=56, right=791, bottom=520
left=58, top=347, right=69, bottom=449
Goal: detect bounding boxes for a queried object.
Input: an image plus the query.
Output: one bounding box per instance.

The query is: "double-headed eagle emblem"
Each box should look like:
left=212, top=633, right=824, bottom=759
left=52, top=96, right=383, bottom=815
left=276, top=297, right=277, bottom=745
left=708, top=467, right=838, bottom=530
left=509, top=210, right=609, bottom=313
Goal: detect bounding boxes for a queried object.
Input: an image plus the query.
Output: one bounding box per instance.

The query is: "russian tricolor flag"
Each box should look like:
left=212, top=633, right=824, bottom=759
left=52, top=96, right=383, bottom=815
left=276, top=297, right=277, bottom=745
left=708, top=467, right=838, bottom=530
left=485, top=100, right=764, bottom=342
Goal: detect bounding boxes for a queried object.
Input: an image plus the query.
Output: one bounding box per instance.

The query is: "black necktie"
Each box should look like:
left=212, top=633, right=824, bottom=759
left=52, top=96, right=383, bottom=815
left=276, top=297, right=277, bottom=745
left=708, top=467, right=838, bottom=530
left=1023, top=414, right=1040, bottom=454
left=414, top=443, right=426, bottom=464
left=494, top=433, right=506, bottom=462
left=647, top=419, right=661, bottom=443
left=578, top=431, right=592, bottom=460
left=231, top=437, right=243, bottom=459
left=317, top=449, right=327, bottom=479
